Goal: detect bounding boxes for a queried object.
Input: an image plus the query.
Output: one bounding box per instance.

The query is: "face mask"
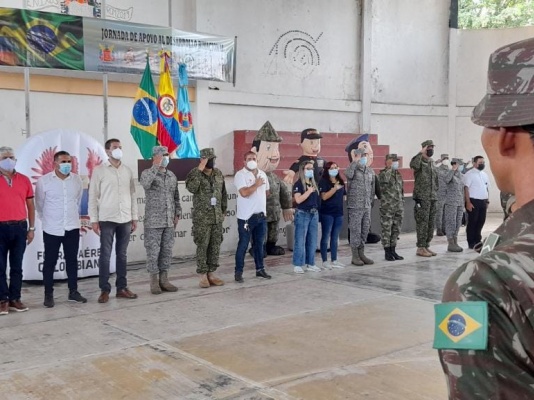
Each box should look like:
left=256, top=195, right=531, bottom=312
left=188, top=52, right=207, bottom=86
left=161, top=156, right=170, bottom=168
left=442, top=159, right=450, bottom=167
left=392, top=161, right=399, bottom=170
left=477, top=164, right=485, bottom=171
left=58, top=163, right=72, bottom=175
left=426, top=149, right=434, bottom=157
left=206, top=159, right=215, bottom=169
left=304, top=170, right=314, bottom=179
left=246, top=160, right=257, bottom=170
left=359, top=157, right=367, bottom=166
left=328, top=169, right=339, bottom=177
left=111, top=148, right=123, bottom=160
left=0, top=158, right=16, bottom=172
left=459, top=165, right=465, bottom=172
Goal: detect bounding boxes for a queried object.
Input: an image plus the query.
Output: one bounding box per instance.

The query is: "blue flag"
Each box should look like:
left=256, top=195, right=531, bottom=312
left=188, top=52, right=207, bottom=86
left=177, top=64, right=200, bottom=158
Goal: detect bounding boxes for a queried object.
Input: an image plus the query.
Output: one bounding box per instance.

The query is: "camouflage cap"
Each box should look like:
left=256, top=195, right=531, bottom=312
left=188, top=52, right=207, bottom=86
left=421, top=140, right=434, bottom=147
left=254, top=121, right=282, bottom=143
left=152, top=146, right=168, bottom=156
left=199, top=148, right=216, bottom=159
left=451, top=158, right=463, bottom=164
left=473, top=37, right=534, bottom=127
left=440, top=154, right=449, bottom=159
left=386, top=153, right=399, bottom=161
left=300, top=128, right=322, bottom=142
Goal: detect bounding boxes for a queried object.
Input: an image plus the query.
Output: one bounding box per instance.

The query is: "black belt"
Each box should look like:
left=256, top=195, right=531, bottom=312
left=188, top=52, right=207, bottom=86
left=0, top=220, right=26, bottom=225
left=250, top=212, right=265, bottom=218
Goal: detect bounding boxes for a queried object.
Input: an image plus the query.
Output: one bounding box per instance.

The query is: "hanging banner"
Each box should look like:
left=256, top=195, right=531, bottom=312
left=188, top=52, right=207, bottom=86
left=0, top=6, right=236, bottom=82
left=15, top=129, right=115, bottom=281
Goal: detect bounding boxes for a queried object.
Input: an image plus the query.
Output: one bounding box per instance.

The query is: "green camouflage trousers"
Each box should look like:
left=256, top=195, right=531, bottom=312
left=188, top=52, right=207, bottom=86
left=435, top=200, right=445, bottom=232
left=414, top=199, right=436, bottom=248
left=144, top=227, right=175, bottom=275
left=380, top=207, right=403, bottom=247
left=267, top=220, right=280, bottom=243
left=193, top=222, right=223, bottom=274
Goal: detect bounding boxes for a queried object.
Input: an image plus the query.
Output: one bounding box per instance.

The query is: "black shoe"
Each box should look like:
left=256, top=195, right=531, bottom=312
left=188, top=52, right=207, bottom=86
left=68, top=291, right=87, bottom=303
left=235, top=275, right=244, bottom=283
left=391, top=246, right=404, bottom=260
left=256, top=269, right=271, bottom=279
left=384, top=247, right=395, bottom=261
left=44, top=294, right=54, bottom=308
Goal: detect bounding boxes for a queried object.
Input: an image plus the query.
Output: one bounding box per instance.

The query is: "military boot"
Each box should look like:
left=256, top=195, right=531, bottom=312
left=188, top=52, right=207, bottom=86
left=358, top=245, right=374, bottom=265
left=384, top=247, right=395, bottom=261
left=416, top=247, right=432, bottom=257
left=159, top=270, right=178, bottom=292
left=351, top=248, right=364, bottom=266
left=199, top=274, right=210, bottom=288
left=448, top=237, right=463, bottom=253
left=266, top=241, right=285, bottom=256
left=207, top=272, right=225, bottom=286
left=391, top=246, right=404, bottom=260
left=436, top=229, right=445, bottom=237
left=454, top=237, right=464, bottom=252
left=150, top=274, right=162, bottom=295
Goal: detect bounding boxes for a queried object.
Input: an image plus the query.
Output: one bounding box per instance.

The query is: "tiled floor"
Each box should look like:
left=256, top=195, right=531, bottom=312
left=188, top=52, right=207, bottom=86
left=0, top=215, right=504, bottom=399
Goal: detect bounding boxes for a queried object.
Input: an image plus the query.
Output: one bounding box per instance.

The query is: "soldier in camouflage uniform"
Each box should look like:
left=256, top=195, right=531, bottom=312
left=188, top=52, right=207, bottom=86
left=378, top=154, right=404, bottom=261
left=185, top=148, right=227, bottom=288
left=438, top=37, right=534, bottom=398
left=251, top=121, right=293, bottom=255
left=140, top=146, right=181, bottom=294
left=410, top=139, right=439, bottom=257
left=435, top=154, right=450, bottom=236
left=443, top=158, right=464, bottom=253
left=345, top=140, right=375, bottom=266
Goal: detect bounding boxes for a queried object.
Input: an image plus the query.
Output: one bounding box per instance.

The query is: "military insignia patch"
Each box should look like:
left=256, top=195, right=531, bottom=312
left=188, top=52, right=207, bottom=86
left=433, top=302, right=488, bottom=350
left=480, top=232, right=501, bottom=255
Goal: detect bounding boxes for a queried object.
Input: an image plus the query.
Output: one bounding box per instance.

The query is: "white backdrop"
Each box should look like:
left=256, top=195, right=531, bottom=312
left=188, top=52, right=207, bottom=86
left=15, top=129, right=115, bottom=280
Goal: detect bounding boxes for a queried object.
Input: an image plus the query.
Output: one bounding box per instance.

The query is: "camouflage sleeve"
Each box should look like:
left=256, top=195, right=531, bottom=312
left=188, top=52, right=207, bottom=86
left=174, top=181, right=181, bottom=217
left=345, top=162, right=358, bottom=180
left=139, top=165, right=159, bottom=190
left=444, top=169, right=455, bottom=184
left=279, top=178, right=293, bottom=210
left=409, top=153, right=423, bottom=171
left=221, top=180, right=228, bottom=214
left=185, top=168, right=202, bottom=194
left=439, top=259, right=534, bottom=399
left=373, top=174, right=381, bottom=200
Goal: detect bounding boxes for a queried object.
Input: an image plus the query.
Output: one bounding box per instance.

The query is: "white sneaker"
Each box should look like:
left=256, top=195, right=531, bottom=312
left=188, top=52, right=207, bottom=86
left=306, top=265, right=322, bottom=272
left=331, top=260, right=345, bottom=269
left=322, top=261, right=332, bottom=269
left=294, top=266, right=305, bottom=274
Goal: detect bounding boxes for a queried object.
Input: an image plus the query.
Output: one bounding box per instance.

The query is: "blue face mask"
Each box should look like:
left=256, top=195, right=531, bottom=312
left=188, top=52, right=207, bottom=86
left=359, top=157, right=367, bottom=166
left=392, top=161, right=399, bottom=170
left=459, top=165, right=465, bottom=172
left=59, top=163, right=72, bottom=175
left=328, top=169, right=339, bottom=177
left=305, top=170, right=314, bottom=179
left=161, top=156, right=170, bottom=168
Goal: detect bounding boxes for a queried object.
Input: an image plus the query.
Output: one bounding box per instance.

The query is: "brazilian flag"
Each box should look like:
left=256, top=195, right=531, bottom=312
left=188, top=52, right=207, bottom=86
left=433, top=302, right=488, bottom=350
left=0, top=8, right=84, bottom=70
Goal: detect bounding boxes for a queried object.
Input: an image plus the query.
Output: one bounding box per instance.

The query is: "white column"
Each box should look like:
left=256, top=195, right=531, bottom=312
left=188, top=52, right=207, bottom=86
left=360, top=0, right=373, bottom=134
left=448, top=29, right=459, bottom=156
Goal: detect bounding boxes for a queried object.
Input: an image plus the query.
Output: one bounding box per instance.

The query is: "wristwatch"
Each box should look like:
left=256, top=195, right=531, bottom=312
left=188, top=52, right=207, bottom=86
left=28, top=227, right=35, bottom=231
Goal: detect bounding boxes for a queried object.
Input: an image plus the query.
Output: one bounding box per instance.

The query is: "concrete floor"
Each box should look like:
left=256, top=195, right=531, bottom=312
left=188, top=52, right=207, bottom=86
left=0, top=214, right=504, bottom=400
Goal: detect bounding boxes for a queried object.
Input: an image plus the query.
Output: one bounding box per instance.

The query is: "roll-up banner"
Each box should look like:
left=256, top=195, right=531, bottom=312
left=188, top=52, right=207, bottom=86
left=0, top=7, right=235, bottom=82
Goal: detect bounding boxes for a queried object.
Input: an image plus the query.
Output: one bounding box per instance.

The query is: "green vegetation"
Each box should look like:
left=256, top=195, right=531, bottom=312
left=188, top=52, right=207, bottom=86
left=459, top=0, right=534, bottom=29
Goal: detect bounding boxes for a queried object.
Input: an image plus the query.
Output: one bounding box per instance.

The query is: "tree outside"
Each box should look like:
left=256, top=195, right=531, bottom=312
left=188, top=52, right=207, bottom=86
left=459, top=0, right=534, bottom=29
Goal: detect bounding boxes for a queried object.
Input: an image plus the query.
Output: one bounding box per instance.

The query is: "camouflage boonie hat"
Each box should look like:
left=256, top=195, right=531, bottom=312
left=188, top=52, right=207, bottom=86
left=152, top=146, right=168, bottom=156
left=421, top=140, right=434, bottom=147
left=199, top=148, right=216, bottom=159
left=386, top=153, right=399, bottom=161
left=473, top=37, right=534, bottom=127
left=254, top=121, right=282, bottom=143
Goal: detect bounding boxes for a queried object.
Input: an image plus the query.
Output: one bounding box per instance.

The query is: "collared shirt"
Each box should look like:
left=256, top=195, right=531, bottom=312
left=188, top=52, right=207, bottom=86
left=89, top=162, right=138, bottom=224
left=35, top=171, right=83, bottom=236
left=0, top=171, right=33, bottom=222
left=234, top=167, right=269, bottom=220
left=463, top=168, right=490, bottom=200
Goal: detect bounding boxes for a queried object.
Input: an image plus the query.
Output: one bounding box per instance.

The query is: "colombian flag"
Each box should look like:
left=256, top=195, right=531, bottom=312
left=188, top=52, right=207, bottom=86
left=157, top=55, right=181, bottom=153
left=130, top=58, right=158, bottom=159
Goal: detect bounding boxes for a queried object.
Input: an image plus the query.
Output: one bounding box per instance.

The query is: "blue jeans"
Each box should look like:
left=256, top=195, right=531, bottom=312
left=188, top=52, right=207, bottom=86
left=99, top=221, right=131, bottom=293
left=292, top=209, right=318, bottom=267
left=0, top=221, right=27, bottom=301
left=235, top=213, right=266, bottom=275
left=320, top=214, right=343, bottom=262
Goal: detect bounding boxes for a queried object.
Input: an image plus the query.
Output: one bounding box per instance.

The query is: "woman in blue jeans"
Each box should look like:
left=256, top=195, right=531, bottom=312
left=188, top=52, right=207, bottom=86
left=318, top=162, right=346, bottom=269
left=292, top=160, right=321, bottom=274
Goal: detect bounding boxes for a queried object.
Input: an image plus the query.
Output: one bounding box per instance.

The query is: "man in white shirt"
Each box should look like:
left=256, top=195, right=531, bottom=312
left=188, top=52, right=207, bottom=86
left=36, top=151, right=85, bottom=307
left=89, top=139, right=138, bottom=303
left=463, top=155, right=490, bottom=249
left=234, top=152, right=271, bottom=282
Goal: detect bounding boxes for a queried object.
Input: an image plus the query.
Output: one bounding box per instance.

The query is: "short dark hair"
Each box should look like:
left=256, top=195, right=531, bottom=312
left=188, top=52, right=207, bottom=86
left=473, top=155, right=484, bottom=163
left=54, top=151, right=70, bottom=162
left=243, top=151, right=256, bottom=160
left=321, top=161, right=345, bottom=185
left=105, top=138, right=120, bottom=150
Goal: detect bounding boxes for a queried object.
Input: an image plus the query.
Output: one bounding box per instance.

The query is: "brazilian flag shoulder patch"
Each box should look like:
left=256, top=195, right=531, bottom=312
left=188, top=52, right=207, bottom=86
left=433, top=301, right=488, bottom=350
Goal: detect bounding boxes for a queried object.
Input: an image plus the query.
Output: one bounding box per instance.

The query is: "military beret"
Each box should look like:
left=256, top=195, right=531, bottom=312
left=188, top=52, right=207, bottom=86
left=254, top=121, right=282, bottom=143
left=421, top=140, right=434, bottom=147
left=199, top=148, right=216, bottom=159
left=152, top=146, right=168, bottom=156
left=344, top=134, right=370, bottom=153
left=300, top=128, right=322, bottom=142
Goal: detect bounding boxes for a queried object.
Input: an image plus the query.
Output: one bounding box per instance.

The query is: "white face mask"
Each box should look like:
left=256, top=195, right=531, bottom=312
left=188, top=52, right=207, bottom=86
left=246, top=160, right=257, bottom=170
left=392, top=161, right=399, bottom=170
left=0, top=158, right=16, bottom=172
left=111, top=148, right=123, bottom=160
left=442, top=159, right=451, bottom=167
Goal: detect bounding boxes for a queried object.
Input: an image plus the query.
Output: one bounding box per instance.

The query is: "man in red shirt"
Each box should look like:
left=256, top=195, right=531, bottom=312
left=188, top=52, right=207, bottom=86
left=0, top=146, right=35, bottom=314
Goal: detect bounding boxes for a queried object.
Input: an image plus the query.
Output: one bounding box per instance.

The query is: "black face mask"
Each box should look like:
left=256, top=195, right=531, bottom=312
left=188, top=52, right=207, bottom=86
left=426, top=149, right=434, bottom=157
left=477, top=163, right=485, bottom=171
left=206, top=159, right=215, bottom=169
